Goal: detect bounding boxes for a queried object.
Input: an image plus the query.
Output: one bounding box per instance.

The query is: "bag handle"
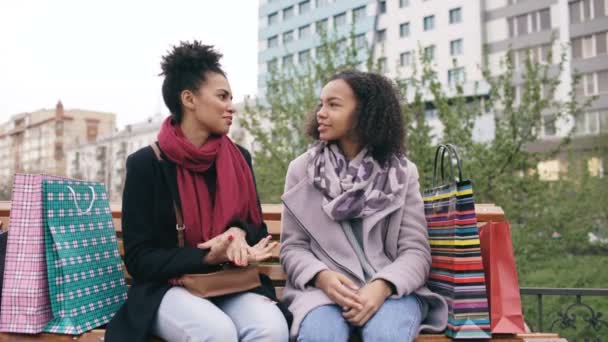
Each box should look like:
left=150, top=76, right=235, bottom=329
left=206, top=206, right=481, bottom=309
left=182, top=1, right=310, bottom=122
left=150, top=143, right=186, bottom=248
left=67, top=185, right=96, bottom=215
left=432, top=144, right=464, bottom=187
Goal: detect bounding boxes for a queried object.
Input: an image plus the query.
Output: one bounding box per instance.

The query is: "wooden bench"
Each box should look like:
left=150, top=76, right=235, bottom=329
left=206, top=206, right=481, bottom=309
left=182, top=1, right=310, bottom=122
left=0, top=202, right=562, bottom=341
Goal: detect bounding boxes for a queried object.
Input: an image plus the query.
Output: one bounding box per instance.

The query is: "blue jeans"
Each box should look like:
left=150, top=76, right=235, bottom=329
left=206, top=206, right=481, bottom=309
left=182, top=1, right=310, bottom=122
left=298, top=295, right=422, bottom=342
left=153, top=286, right=289, bottom=342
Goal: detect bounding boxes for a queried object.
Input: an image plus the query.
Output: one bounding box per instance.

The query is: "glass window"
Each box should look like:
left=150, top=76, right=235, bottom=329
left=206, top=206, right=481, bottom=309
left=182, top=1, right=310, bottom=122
left=282, top=54, right=294, bottom=66
left=299, top=0, right=311, bottom=14
left=543, top=114, right=556, bottom=136
left=572, top=37, right=583, bottom=58
left=400, top=51, right=412, bottom=66
left=399, top=22, right=410, bottom=37
left=334, top=12, right=347, bottom=27
left=299, top=25, right=311, bottom=39
left=449, top=8, right=462, bottom=24
left=315, top=0, right=330, bottom=7
left=539, top=8, right=551, bottom=30
left=377, top=29, right=386, bottom=42
left=283, top=6, right=294, bottom=20
left=423, top=15, right=435, bottom=31
left=268, top=12, right=279, bottom=26
left=448, top=67, right=466, bottom=86
left=355, top=34, right=367, bottom=48
left=379, top=1, right=387, bottom=14
left=450, top=39, right=463, bottom=56
left=424, top=45, right=435, bottom=61
left=267, top=59, right=278, bottom=72
left=596, top=32, right=607, bottom=54
left=400, top=0, right=409, bottom=8
left=268, top=35, right=279, bottom=48
left=316, top=18, right=328, bottom=33
left=570, top=1, right=582, bottom=24
left=516, top=14, right=528, bottom=36
left=378, top=57, right=387, bottom=73
left=598, top=70, right=608, bottom=93
left=353, top=6, right=366, bottom=23
left=594, top=0, right=606, bottom=18
left=282, top=30, right=294, bottom=44
left=299, top=49, right=311, bottom=64
left=583, top=35, right=594, bottom=57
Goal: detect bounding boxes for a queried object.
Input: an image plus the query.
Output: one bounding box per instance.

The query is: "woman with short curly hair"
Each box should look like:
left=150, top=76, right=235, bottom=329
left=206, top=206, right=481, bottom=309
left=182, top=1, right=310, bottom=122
left=281, top=70, right=448, bottom=341
left=105, top=41, right=290, bottom=342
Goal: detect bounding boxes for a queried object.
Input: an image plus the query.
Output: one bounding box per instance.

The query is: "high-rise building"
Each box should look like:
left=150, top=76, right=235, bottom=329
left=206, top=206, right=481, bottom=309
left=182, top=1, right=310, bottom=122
left=258, top=0, right=607, bottom=174
left=0, top=101, right=116, bottom=186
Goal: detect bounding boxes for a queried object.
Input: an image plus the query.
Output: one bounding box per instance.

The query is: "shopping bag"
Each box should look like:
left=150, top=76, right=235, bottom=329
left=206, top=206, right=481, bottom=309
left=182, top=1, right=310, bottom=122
left=42, top=179, right=127, bottom=334
left=0, top=174, right=64, bottom=333
left=479, top=221, right=525, bottom=334
left=423, top=144, right=491, bottom=339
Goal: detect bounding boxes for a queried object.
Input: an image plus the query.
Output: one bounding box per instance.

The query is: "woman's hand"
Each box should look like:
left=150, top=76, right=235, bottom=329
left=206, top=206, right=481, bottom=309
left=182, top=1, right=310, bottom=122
left=247, top=235, right=278, bottom=263
left=224, top=227, right=250, bottom=266
left=342, top=279, right=392, bottom=326
left=314, top=270, right=363, bottom=311
left=198, top=235, right=232, bottom=265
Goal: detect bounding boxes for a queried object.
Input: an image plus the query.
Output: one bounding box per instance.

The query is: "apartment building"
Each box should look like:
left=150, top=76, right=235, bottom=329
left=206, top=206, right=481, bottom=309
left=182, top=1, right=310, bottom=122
left=0, top=101, right=116, bottom=185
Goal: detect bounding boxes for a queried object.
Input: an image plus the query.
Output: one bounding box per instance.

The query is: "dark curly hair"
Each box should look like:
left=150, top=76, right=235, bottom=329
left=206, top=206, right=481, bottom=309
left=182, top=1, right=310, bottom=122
left=306, top=70, right=405, bottom=165
left=160, top=41, right=225, bottom=123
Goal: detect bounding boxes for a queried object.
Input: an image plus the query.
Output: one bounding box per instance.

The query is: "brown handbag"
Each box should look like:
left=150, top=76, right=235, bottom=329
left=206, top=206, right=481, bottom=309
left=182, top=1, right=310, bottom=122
left=150, top=143, right=261, bottom=298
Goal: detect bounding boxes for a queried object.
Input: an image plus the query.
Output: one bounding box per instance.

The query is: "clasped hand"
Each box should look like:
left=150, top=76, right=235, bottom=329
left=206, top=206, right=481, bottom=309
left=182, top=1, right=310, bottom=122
left=198, top=227, right=277, bottom=266
left=314, top=270, right=393, bottom=326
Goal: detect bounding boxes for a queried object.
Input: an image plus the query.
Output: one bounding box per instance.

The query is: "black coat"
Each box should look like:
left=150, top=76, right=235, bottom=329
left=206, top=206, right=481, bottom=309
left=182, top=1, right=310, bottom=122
left=105, top=144, right=291, bottom=342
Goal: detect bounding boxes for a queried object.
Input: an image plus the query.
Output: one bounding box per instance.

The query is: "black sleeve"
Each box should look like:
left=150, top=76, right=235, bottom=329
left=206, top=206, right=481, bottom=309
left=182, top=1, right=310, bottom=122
left=122, top=151, right=215, bottom=283
left=233, top=146, right=269, bottom=246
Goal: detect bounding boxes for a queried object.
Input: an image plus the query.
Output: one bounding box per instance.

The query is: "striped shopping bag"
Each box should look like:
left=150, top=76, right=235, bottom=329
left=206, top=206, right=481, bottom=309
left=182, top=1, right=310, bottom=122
left=42, top=179, right=127, bottom=334
left=0, top=174, right=65, bottom=334
left=422, top=144, right=491, bottom=339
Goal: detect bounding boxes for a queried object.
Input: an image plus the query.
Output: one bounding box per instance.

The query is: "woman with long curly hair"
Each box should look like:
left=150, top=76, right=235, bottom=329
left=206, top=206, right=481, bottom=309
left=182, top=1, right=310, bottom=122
left=280, top=70, right=448, bottom=341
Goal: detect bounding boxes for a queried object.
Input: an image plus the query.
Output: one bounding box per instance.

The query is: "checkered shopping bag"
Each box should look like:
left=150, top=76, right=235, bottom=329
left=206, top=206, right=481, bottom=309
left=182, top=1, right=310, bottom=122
left=42, top=179, right=127, bottom=334
left=0, top=174, right=65, bottom=333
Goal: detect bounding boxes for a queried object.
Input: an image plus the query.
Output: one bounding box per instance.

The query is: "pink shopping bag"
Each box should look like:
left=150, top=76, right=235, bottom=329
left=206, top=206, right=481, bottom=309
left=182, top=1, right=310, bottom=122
left=0, top=174, right=65, bottom=333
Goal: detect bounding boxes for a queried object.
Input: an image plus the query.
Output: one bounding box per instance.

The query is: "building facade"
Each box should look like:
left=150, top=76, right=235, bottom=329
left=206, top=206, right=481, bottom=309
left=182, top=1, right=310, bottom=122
left=0, top=101, right=116, bottom=188
left=66, top=114, right=163, bottom=201
left=258, top=0, right=607, bottom=175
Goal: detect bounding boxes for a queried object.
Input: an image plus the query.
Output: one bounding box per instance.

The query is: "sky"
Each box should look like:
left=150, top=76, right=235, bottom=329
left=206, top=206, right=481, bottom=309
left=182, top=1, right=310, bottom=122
left=0, top=0, right=259, bottom=128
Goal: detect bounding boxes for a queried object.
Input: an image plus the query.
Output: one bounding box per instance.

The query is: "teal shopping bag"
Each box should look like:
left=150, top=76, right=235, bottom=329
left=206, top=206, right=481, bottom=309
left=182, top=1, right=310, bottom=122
left=43, top=180, right=127, bottom=334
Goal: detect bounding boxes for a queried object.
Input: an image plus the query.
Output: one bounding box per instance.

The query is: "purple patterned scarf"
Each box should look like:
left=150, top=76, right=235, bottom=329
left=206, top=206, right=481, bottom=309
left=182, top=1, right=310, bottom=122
left=306, top=141, right=407, bottom=221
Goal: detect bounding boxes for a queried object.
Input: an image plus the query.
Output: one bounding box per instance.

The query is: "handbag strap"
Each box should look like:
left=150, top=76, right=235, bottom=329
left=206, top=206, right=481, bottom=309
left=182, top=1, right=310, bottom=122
left=150, top=143, right=186, bottom=248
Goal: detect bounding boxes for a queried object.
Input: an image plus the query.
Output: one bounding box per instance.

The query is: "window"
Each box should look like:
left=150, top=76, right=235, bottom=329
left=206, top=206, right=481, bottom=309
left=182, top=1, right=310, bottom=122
left=378, top=57, right=387, bottom=73
left=543, top=114, right=557, bottom=136
left=597, top=32, right=607, bottom=54
left=399, top=22, right=410, bottom=37
left=268, top=35, right=279, bottom=48
left=424, top=45, right=435, bottom=61
left=377, top=29, right=386, bottom=42
left=299, top=0, right=311, bottom=14
left=379, top=1, right=387, bottom=13
left=315, top=0, right=330, bottom=7
left=268, top=12, right=279, bottom=26
left=299, top=25, right=311, bottom=39
left=539, top=8, right=551, bottom=30
left=283, top=54, right=294, bottom=66
left=570, top=0, right=607, bottom=24
left=299, top=50, right=311, bottom=64
left=316, top=18, right=328, bottom=33
left=400, top=0, right=409, bottom=8
left=449, top=8, right=462, bottom=24
left=423, top=15, right=435, bottom=31
left=572, top=31, right=608, bottom=59
left=400, top=51, right=412, bottom=66
left=516, top=14, right=528, bottom=36
left=572, top=37, right=583, bottom=58
left=353, top=6, right=366, bottom=23
left=355, top=34, right=367, bottom=48
left=283, top=30, right=294, bottom=44
left=267, top=59, right=278, bottom=72
left=599, top=69, right=608, bottom=93
left=575, top=111, right=601, bottom=135
left=448, top=67, right=466, bottom=86
left=450, top=39, right=463, bottom=56
left=283, top=6, right=294, bottom=20
left=334, top=12, right=347, bottom=27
